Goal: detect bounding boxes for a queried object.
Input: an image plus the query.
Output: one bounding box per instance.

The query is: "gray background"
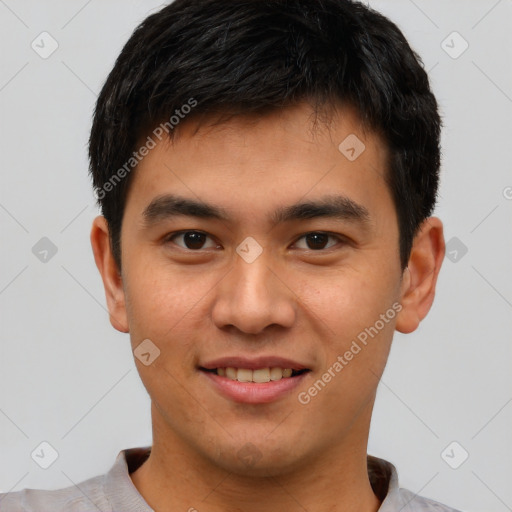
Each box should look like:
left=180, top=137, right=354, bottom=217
left=0, top=1, right=511, bottom=510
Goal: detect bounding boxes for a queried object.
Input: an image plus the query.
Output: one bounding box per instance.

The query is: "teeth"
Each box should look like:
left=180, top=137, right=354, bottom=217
left=269, top=367, right=283, bottom=380
left=225, top=367, right=237, bottom=380
left=253, top=368, right=270, bottom=383
left=218, top=367, right=297, bottom=382
left=237, top=368, right=252, bottom=382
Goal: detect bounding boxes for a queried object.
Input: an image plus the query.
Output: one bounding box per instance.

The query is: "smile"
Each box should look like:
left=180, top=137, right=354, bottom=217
left=199, top=367, right=311, bottom=404
left=201, top=367, right=309, bottom=383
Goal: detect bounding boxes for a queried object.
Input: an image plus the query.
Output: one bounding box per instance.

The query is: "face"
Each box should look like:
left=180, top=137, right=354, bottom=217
left=93, top=102, right=435, bottom=477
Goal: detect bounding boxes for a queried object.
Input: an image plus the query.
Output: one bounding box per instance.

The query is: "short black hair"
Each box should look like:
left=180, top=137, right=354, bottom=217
left=89, top=0, right=441, bottom=272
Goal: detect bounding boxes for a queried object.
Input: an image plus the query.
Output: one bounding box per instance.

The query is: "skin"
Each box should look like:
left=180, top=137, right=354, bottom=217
left=90, top=101, right=445, bottom=512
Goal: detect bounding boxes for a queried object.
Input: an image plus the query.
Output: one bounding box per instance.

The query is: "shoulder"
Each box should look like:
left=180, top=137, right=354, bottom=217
left=0, top=447, right=150, bottom=512
left=397, top=487, right=464, bottom=511
left=0, top=474, right=110, bottom=512
left=368, top=455, right=463, bottom=512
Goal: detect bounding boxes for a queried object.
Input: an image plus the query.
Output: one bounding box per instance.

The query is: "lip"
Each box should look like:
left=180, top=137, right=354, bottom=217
left=200, top=369, right=309, bottom=404
left=200, top=356, right=310, bottom=371
left=199, top=356, right=312, bottom=404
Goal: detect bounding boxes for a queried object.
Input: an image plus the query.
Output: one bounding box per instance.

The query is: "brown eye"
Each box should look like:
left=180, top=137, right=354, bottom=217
left=168, top=231, right=218, bottom=250
left=294, top=232, right=341, bottom=250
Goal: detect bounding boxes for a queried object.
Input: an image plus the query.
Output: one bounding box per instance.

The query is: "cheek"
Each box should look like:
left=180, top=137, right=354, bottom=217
left=122, top=252, right=212, bottom=353
left=295, top=270, right=396, bottom=426
left=125, top=245, right=210, bottom=313
left=293, top=266, right=397, bottom=401
left=296, top=266, right=397, bottom=342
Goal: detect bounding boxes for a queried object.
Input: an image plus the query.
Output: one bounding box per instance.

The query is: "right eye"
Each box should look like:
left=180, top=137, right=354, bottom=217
left=165, top=230, right=220, bottom=251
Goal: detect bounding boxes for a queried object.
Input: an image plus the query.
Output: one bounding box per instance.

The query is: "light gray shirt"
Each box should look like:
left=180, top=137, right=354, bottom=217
left=0, top=447, right=462, bottom=511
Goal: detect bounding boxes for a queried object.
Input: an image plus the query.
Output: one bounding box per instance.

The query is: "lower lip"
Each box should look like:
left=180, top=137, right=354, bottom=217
left=200, top=370, right=309, bottom=404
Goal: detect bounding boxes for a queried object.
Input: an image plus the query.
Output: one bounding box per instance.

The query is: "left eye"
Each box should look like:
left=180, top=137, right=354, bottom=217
left=293, top=232, right=341, bottom=250
left=167, top=231, right=219, bottom=250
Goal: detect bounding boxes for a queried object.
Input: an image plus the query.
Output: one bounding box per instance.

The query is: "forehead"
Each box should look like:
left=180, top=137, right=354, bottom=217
left=124, top=101, right=392, bottom=227
left=163, top=102, right=380, bottom=164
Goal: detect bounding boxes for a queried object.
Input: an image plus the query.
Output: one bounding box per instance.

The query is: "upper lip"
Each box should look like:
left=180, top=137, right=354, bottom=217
left=200, top=356, right=310, bottom=371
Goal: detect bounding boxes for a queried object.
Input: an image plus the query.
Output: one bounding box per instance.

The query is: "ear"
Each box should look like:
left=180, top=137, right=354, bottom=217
left=395, top=216, right=445, bottom=334
left=90, top=215, right=129, bottom=333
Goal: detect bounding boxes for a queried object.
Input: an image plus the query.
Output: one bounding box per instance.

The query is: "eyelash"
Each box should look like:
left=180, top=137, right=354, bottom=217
left=164, top=230, right=347, bottom=252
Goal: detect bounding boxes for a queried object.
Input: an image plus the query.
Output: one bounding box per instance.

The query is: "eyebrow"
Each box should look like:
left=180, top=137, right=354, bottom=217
left=141, top=193, right=371, bottom=228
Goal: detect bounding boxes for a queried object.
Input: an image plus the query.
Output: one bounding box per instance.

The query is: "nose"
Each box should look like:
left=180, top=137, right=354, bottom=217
left=211, top=250, right=296, bottom=335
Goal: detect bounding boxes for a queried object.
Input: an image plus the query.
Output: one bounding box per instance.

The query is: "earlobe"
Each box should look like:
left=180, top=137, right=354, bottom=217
left=90, top=215, right=130, bottom=333
left=395, top=217, right=445, bottom=334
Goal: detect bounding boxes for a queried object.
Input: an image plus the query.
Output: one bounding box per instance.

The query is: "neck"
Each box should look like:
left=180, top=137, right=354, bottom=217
left=131, top=403, right=381, bottom=512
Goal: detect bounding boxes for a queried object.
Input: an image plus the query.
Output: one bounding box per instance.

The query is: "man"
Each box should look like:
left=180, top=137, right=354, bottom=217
left=0, top=0, right=461, bottom=510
